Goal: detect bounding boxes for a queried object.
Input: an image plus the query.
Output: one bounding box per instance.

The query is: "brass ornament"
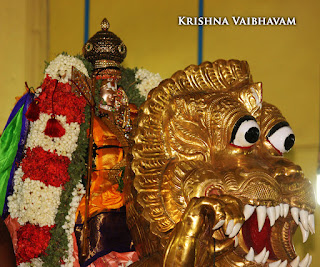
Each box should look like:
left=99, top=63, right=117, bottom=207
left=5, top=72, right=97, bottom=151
left=118, top=42, right=126, bottom=54
left=126, top=59, right=316, bottom=266
left=94, top=60, right=121, bottom=70
left=82, top=18, right=127, bottom=76
left=100, top=17, right=110, bottom=31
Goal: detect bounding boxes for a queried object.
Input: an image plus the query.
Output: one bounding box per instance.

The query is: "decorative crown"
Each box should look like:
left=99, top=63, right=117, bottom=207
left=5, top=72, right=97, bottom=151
left=82, top=18, right=127, bottom=71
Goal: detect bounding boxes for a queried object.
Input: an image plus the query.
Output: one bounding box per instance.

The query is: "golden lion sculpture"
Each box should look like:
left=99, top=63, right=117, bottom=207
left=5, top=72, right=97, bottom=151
left=125, top=60, right=315, bottom=267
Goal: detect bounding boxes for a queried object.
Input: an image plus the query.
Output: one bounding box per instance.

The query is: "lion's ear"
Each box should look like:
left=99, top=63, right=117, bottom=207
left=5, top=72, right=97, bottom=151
left=238, top=82, right=263, bottom=116
left=253, top=82, right=263, bottom=104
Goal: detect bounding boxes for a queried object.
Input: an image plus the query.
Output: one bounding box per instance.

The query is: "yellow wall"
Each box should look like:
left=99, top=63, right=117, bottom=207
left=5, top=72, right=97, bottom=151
left=49, top=0, right=199, bottom=77
left=0, top=0, right=48, bottom=132
left=1, top=0, right=319, bottom=265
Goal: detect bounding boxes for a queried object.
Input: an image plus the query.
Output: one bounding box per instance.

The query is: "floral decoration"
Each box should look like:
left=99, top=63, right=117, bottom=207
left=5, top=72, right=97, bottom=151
left=38, top=76, right=87, bottom=124
left=8, top=170, right=62, bottom=227
left=6, top=52, right=162, bottom=266
left=135, top=68, right=162, bottom=98
left=119, top=67, right=162, bottom=107
left=26, top=113, right=80, bottom=159
left=44, top=54, right=89, bottom=84
left=22, top=147, right=71, bottom=187
left=7, top=53, right=89, bottom=266
left=16, top=224, right=53, bottom=265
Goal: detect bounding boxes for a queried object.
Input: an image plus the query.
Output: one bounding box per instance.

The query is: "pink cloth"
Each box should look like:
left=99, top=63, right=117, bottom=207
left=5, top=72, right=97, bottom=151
left=72, top=232, right=81, bottom=267
left=88, top=251, right=139, bottom=267
left=4, top=215, right=21, bottom=252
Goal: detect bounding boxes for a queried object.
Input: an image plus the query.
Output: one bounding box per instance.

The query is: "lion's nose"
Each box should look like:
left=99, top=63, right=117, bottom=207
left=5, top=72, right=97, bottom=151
left=273, top=160, right=303, bottom=179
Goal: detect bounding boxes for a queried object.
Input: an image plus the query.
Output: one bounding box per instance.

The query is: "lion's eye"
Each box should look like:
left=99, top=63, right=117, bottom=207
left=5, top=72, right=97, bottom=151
left=267, top=122, right=295, bottom=153
left=231, top=116, right=260, bottom=147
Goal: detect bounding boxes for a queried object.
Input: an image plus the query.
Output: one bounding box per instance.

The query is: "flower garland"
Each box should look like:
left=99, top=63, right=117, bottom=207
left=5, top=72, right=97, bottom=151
left=43, top=105, right=90, bottom=266
left=9, top=168, right=62, bottom=227
left=7, top=54, right=89, bottom=266
left=26, top=113, right=80, bottom=159
left=119, top=67, right=162, bottom=107
left=44, top=54, right=89, bottom=84
left=6, top=52, right=162, bottom=266
left=16, top=224, right=53, bottom=264
left=135, top=68, right=162, bottom=98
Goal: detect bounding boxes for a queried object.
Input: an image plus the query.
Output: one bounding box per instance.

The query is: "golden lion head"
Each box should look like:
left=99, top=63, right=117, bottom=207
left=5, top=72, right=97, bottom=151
left=127, top=60, right=315, bottom=267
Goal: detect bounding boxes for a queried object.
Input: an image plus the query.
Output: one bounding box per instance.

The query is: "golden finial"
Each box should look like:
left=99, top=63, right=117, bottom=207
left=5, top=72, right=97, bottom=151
left=101, top=18, right=110, bottom=31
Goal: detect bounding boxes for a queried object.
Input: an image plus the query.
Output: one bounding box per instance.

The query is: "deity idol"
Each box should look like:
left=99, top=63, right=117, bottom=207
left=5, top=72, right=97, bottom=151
left=74, top=18, right=137, bottom=265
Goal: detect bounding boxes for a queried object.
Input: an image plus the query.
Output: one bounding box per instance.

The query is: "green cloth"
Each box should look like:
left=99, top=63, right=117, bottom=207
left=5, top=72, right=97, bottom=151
left=0, top=105, right=24, bottom=215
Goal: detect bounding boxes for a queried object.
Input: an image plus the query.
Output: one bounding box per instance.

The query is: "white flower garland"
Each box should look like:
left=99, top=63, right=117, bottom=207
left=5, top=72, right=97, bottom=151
left=135, top=68, right=162, bottom=97
left=44, top=54, right=89, bottom=84
left=61, top=182, right=85, bottom=267
left=8, top=167, right=62, bottom=227
left=18, top=257, right=44, bottom=267
left=26, top=113, right=80, bottom=159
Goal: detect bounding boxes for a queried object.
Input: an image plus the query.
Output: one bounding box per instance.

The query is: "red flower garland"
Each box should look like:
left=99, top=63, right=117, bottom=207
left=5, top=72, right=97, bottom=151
left=38, top=75, right=87, bottom=124
left=9, top=56, right=90, bottom=265
left=16, top=224, right=54, bottom=264
left=21, top=147, right=71, bottom=187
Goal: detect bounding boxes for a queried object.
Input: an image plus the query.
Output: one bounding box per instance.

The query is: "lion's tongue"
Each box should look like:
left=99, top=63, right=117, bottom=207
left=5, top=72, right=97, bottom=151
left=242, top=211, right=276, bottom=260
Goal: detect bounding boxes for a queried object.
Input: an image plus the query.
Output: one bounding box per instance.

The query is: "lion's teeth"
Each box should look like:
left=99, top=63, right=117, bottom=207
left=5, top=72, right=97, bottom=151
left=225, top=220, right=234, bottom=236
left=283, top=203, right=289, bottom=217
left=257, top=206, right=267, bottom=231
left=291, top=207, right=300, bottom=224
left=308, top=214, right=315, bottom=234
left=234, top=236, right=239, bottom=247
left=267, top=206, right=276, bottom=227
left=299, top=222, right=309, bottom=243
left=254, top=247, right=266, bottom=263
left=299, top=253, right=310, bottom=267
left=275, top=205, right=280, bottom=220
left=279, top=260, right=287, bottom=267
left=244, top=204, right=256, bottom=221
left=269, top=260, right=281, bottom=267
left=290, top=256, right=300, bottom=267
left=243, top=203, right=315, bottom=243
left=307, top=255, right=312, bottom=267
left=299, top=209, right=309, bottom=231
left=262, top=250, right=270, bottom=264
left=239, top=204, right=314, bottom=267
left=269, top=260, right=287, bottom=267
left=279, top=203, right=284, bottom=217
left=229, top=222, right=242, bottom=238
left=213, top=220, right=225, bottom=230
left=245, top=247, right=255, bottom=261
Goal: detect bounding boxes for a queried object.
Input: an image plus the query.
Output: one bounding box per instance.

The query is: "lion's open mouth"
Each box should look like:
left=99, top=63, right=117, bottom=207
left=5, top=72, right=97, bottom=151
left=239, top=204, right=315, bottom=267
